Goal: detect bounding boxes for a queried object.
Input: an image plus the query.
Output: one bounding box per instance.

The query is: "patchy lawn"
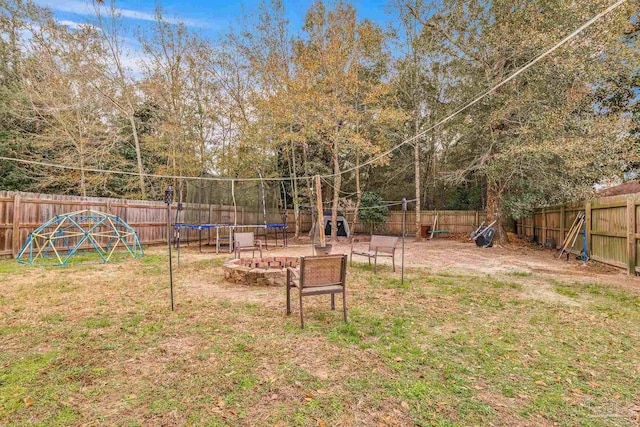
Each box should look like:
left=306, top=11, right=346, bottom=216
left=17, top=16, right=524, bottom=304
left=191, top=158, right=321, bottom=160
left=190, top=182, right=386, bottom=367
left=1, top=246, right=639, bottom=426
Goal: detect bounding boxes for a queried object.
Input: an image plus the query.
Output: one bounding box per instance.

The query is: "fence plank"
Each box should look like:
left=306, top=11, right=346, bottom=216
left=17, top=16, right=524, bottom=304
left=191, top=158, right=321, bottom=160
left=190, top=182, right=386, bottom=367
left=11, top=193, right=20, bottom=257
left=542, top=208, right=547, bottom=245
left=628, top=199, right=636, bottom=275
left=560, top=205, right=565, bottom=247
left=585, top=201, right=592, bottom=259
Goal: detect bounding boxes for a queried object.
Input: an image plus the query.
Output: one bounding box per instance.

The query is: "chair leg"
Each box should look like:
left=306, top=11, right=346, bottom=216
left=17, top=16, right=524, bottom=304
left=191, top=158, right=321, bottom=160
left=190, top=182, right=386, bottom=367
left=374, top=256, right=377, bottom=273
left=286, top=272, right=291, bottom=315
left=259, top=247, right=263, bottom=258
left=299, top=293, right=304, bottom=329
left=392, top=255, right=395, bottom=272
left=350, top=252, right=352, bottom=267
left=342, top=291, right=347, bottom=322
left=331, top=293, right=335, bottom=310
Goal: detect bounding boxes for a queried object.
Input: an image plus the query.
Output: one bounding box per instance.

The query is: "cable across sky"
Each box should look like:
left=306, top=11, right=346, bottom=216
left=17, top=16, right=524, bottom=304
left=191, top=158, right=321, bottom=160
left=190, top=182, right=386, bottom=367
left=0, top=0, right=628, bottom=184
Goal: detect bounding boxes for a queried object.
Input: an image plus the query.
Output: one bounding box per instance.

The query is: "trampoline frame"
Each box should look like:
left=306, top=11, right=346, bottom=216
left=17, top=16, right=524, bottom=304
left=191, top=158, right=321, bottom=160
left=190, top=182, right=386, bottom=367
left=173, top=223, right=288, bottom=255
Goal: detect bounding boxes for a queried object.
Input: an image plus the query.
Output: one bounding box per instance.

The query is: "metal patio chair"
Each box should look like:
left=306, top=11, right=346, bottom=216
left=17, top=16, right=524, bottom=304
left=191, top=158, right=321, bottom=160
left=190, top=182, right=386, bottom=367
left=286, top=254, right=348, bottom=329
left=350, top=235, right=399, bottom=273
left=234, top=232, right=263, bottom=259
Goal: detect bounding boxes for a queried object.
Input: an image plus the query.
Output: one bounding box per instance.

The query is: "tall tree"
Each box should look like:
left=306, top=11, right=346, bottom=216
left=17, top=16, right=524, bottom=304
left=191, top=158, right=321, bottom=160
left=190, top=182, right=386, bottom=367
left=407, top=0, right=636, bottom=241
left=391, top=0, right=448, bottom=240
left=91, top=0, right=147, bottom=198
left=21, top=20, right=115, bottom=196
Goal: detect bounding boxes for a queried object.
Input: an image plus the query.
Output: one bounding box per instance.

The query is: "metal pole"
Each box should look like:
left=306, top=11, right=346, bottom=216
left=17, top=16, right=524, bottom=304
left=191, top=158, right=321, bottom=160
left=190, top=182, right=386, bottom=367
left=175, top=179, right=183, bottom=267
left=165, top=186, right=175, bottom=311
left=258, top=170, right=268, bottom=249
left=402, top=198, right=407, bottom=286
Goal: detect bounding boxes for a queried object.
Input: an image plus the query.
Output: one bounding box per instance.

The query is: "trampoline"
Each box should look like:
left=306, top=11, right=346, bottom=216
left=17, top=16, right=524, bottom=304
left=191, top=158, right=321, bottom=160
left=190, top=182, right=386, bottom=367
left=172, top=169, right=291, bottom=258
left=174, top=223, right=288, bottom=254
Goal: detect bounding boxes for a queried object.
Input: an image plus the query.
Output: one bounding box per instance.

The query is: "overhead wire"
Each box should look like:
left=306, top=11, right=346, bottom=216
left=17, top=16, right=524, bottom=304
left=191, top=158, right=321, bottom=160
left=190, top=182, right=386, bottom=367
left=0, top=0, right=627, bottom=183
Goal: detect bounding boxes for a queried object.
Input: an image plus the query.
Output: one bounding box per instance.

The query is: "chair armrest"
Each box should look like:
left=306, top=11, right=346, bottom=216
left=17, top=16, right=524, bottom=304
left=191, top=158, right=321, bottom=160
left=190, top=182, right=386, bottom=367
left=287, top=267, right=300, bottom=279
left=373, top=246, right=395, bottom=254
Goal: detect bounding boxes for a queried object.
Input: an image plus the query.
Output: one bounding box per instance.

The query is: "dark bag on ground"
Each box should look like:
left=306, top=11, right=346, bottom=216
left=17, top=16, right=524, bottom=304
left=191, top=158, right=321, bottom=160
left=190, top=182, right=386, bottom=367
left=475, top=227, right=495, bottom=248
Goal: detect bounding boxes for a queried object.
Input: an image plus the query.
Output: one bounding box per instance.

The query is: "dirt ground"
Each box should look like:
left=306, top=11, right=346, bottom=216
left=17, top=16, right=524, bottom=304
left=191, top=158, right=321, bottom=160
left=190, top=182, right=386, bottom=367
left=182, top=235, right=639, bottom=294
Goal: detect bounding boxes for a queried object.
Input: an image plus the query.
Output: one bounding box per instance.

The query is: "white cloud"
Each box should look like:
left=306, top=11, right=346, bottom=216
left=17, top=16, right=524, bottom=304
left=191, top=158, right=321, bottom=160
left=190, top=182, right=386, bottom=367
left=34, top=0, right=211, bottom=28
left=57, top=19, right=100, bottom=30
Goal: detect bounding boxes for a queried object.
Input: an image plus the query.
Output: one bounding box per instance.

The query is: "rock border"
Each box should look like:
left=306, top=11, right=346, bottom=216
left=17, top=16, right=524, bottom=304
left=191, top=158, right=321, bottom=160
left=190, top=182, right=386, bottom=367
left=223, top=257, right=300, bottom=286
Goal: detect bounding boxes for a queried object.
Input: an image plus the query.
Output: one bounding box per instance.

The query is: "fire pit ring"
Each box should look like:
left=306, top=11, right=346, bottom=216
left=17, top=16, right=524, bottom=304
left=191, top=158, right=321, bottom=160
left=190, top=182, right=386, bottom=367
left=223, top=257, right=300, bottom=286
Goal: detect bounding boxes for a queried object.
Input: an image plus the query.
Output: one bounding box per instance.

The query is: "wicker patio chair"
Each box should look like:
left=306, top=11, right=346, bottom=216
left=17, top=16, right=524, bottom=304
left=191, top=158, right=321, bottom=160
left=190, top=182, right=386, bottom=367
left=234, top=232, right=263, bottom=259
left=350, top=235, right=399, bottom=273
left=286, top=254, right=348, bottom=329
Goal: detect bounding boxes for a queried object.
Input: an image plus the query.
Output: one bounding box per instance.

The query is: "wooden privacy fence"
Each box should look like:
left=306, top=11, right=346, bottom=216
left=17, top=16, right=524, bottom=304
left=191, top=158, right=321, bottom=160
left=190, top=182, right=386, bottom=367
left=0, top=190, right=486, bottom=258
left=517, top=192, right=640, bottom=275
left=0, top=191, right=179, bottom=258
left=0, top=191, right=302, bottom=258
left=346, top=210, right=486, bottom=235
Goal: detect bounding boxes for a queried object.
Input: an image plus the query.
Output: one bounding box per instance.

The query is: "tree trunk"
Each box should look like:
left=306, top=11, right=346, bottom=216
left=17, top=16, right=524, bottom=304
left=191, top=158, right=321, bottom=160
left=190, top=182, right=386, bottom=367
left=290, top=142, right=300, bottom=238
left=79, top=141, right=87, bottom=197
left=486, top=180, right=507, bottom=243
left=414, top=141, right=421, bottom=241
left=330, top=144, right=341, bottom=243
left=303, top=144, right=314, bottom=237
left=128, top=115, right=146, bottom=199
left=350, top=151, right=362, bottom=239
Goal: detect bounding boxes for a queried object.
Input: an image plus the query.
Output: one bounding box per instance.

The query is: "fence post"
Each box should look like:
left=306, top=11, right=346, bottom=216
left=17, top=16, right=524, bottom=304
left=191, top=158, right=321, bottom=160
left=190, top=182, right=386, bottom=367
left=541, top=208, right=547, bottom=246
left=12, top=193, right=21, bottom=258
left=585, top=201, right=592, bottom=259
left=531, top=212, right=536, bottom=242
left=627, top=199, right=636, bottom=276
left=559, top=205, right=565, bottom=248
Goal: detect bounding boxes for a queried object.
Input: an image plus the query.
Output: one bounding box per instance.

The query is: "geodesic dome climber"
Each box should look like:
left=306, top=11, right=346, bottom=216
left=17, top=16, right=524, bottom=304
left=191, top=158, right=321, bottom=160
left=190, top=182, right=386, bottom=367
left=16, top=209, right=144, bottom=266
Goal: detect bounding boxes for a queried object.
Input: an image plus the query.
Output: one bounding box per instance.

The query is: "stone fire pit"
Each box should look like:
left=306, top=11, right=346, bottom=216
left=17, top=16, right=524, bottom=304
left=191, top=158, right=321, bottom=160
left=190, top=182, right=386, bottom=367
left=223, top=256, right=300, bottom=286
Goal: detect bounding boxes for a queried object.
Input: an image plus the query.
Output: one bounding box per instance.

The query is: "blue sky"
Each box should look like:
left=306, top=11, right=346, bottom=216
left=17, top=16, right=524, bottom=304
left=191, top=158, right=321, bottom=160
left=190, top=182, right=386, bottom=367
left=32, top=0, right=394, bottom=73
left=34, top=0, right=392, bottom=38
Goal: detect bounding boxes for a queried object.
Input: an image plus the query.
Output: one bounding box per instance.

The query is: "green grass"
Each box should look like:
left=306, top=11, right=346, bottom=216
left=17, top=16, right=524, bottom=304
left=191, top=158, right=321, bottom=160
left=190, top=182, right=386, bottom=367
left=507, top=270, right=533, bottom=277
left=0, top=251, right=638, bottom=426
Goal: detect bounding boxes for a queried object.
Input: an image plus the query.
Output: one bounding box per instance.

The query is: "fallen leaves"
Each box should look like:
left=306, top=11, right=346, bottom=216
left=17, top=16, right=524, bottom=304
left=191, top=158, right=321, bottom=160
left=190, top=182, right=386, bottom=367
left=217, top=396, right=226, bottom=408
